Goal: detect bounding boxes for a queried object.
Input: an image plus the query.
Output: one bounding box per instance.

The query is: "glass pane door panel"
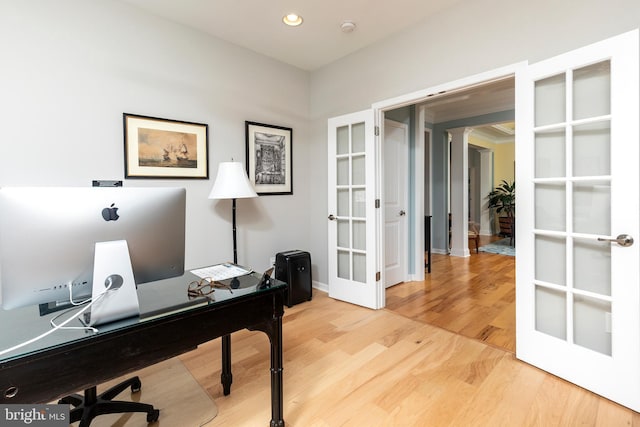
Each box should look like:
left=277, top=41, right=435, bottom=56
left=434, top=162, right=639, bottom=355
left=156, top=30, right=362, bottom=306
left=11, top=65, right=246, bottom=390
left=573, top=121, right=611, bottom=177
left=328, top=110, right=374, bottom=308
left=535, top=183, right=566, bottom=231
left=337, top=126, right=349, bottom=155
left=535, top=235, right=566, bottom=286
left=337, top=250, right=350, bottom=280
left=352, top=188, right=366, bottom=218
left=574, top=295, right=612, bottom=355
left=535, top=74, right=566, bottom=127
left=337, top=189, right=349, bottom=216
left=353, top=252, right=366, bottom=283
left=352, top=155, right=365, bottom=185
left=337, top=158, right=349, bottom=185
left=337, top=219, right=349, bottom=248
left=573, top=61, right=611, bottom=120
left=573, top=181, right=610, bottom=235
left=352, top=122, right=365, bottom=153
left=352, top=220, right=366, bottom=250
left=535, top=286, right=567, bottom=340
left=573, top=239, right=611, bottom=295
left=535, top=129, right=566, bottom=178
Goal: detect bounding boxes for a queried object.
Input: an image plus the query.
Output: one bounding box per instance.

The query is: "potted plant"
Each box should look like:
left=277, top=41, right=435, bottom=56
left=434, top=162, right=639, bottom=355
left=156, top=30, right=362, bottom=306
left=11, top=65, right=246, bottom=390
left=487, top=180, right=515, bottom=242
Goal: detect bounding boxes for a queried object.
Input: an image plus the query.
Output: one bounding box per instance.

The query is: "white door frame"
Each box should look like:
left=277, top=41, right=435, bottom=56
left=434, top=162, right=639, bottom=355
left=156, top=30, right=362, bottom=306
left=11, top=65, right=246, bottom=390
left=372, top=63, right=525, bottom=291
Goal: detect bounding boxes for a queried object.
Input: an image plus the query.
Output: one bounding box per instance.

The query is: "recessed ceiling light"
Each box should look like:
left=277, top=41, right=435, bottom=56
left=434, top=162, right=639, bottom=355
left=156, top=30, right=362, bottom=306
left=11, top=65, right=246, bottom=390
left=283, top=13, right=303, bottom=27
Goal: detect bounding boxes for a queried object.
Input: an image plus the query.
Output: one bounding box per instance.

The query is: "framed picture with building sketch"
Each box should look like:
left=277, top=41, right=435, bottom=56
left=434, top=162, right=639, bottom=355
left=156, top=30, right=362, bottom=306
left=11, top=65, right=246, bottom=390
left=245, top=121, right=293, bottom=195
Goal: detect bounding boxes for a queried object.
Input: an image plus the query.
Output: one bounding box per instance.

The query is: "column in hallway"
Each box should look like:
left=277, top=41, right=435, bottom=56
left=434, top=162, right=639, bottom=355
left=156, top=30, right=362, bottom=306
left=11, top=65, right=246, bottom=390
left=449, top=127, right=472, bottom=257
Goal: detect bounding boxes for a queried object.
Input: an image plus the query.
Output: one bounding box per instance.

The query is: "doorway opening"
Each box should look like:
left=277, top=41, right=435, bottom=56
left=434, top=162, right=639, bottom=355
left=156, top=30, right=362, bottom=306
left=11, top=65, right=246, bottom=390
left=378, top=73, right=517, bottom=353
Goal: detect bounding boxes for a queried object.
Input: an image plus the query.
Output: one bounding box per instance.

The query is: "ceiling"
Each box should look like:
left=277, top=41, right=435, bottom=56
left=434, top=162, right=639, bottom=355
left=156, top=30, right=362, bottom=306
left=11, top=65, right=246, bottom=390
left=420, top=77, right=514, bottom=123
left=471, top=121, right=515, bottom=144
left=120, top=0, right=515, bottom=140
left=419, top=77, right=515, bottom=142
left=472, top=121, right=515, bottom=143
left=120, top=0, right=465, bottom=71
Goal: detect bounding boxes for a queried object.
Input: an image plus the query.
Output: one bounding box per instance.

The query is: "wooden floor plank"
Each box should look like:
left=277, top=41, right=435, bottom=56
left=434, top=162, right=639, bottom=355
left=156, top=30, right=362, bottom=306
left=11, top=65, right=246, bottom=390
left=388, top=249, right=517, bottom=352
left=178, top=250, right=638, bottom=426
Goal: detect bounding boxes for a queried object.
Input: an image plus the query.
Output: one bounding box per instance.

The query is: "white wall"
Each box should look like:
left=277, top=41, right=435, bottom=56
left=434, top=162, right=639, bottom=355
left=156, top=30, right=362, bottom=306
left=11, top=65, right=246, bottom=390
left=308, top=0, right=640, bottom=283
left=0, top=0, right=311, bottom=273
left=3, top=0, right=639, bottom=287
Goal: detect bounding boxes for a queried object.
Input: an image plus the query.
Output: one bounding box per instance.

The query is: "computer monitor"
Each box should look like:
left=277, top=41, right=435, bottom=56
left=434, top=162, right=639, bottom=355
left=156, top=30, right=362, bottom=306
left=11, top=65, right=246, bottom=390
left=0, top=187, right=185, bottom=324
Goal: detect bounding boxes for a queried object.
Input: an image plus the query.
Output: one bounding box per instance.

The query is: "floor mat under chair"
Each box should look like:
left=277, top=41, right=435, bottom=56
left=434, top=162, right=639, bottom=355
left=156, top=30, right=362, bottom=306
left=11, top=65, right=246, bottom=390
left=64, top=357, right=217, bottom=427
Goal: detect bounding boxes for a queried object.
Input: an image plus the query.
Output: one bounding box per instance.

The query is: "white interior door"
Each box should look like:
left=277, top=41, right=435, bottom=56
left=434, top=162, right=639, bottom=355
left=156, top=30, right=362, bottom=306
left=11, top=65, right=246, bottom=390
left=515, top=30, right=640, bottom=411
left=327, top=110, right=382, bottom=309
left=384, top=119, right=408, bottom=287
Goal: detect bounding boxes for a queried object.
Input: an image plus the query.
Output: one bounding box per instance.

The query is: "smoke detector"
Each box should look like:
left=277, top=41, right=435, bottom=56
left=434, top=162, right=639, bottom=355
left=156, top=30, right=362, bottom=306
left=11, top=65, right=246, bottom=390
left=340, top=21, right=356, bottom=33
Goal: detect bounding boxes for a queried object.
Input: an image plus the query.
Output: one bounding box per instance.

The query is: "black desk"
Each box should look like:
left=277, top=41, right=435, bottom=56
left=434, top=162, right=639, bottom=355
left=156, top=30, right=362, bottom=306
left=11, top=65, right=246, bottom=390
left=0, top=271, right=287, bottom=427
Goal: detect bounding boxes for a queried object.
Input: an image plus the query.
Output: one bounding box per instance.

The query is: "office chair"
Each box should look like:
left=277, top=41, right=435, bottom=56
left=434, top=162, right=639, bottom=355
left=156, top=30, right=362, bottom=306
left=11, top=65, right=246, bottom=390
left=59, top=376, right=159, bottom=427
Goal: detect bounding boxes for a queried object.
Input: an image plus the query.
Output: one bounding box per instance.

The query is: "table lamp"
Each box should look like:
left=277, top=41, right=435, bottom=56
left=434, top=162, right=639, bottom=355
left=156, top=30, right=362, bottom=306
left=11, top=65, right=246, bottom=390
left=208, top=161, right=258, bottom=269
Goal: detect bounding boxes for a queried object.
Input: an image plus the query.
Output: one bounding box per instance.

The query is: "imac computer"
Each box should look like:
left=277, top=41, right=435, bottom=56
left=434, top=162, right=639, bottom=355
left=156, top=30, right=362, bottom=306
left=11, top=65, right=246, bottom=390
left=0, top=186, right=186, bottom=325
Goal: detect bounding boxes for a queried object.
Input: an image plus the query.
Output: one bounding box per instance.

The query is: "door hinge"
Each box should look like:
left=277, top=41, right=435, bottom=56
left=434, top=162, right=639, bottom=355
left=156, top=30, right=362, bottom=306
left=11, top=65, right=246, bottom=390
left=375, top=199, right=380, bottom=208
left=376, top=271, right=381, bottom=281
left=375, top=126, right=380, bottom=136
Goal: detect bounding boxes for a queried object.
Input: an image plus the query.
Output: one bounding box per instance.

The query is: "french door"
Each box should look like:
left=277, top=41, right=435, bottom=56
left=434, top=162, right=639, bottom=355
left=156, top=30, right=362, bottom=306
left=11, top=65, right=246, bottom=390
left=516, top=30, right=640, bottom=410
left=384, top=119, right=409, bottom=287
left=327, top=110, right=382, bottom=309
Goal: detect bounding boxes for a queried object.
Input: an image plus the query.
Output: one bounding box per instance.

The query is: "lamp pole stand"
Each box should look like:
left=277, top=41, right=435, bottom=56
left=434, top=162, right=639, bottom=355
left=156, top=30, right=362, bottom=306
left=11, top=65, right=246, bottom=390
left=208, top=161, right=258, bottom=398
left=230, top=198, right=241, bottom=290
left=232, top=198, right=238, bottom=265
left=222, top=199, right=237, bottom=396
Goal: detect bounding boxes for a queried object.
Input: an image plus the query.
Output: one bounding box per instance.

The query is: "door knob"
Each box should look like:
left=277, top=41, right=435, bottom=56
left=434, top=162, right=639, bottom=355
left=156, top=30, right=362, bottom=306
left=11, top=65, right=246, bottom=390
left=328, top=214, right=336, bottom=221
left=399, top=210, right=406, bottom=216
left=597, top=234, right=634, bottom=247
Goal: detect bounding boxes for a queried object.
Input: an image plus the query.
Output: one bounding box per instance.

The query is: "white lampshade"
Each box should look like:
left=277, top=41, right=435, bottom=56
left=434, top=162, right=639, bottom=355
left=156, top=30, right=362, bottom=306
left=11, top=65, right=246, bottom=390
left=208, top=161, right=258, bottom=200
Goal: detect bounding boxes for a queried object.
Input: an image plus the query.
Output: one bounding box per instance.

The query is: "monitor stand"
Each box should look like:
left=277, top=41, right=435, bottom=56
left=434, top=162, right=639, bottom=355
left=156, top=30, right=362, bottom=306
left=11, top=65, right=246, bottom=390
left=68, top=240, right=158, bottom=425
left=84, top=240, right=140, bottom=326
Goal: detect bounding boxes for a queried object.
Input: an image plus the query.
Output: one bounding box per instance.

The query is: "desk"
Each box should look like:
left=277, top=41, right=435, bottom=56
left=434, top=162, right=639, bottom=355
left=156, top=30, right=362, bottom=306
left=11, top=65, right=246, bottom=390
left=0, top=271, right=287, bottom=427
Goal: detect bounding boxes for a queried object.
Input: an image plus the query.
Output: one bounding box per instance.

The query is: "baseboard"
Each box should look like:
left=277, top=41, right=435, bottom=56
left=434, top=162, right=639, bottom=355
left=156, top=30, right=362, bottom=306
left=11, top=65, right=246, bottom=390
left=450, top=249, right=471, bottom=258
left=313, top=281, right=328, bottom=293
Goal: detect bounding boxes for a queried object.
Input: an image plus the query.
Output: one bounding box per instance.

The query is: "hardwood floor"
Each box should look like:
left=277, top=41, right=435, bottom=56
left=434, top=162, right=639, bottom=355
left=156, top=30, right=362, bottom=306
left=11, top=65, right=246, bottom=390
left=386, top=236, right=516, bottom=352
left=179, top=257, right=640, bottom=426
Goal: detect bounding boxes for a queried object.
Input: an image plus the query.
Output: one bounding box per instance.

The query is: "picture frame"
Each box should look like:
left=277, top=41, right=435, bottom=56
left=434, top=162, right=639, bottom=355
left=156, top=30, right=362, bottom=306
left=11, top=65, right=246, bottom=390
left=124, top=113, right=209, bottom=179
left=245, top=121, right=293, bottom=195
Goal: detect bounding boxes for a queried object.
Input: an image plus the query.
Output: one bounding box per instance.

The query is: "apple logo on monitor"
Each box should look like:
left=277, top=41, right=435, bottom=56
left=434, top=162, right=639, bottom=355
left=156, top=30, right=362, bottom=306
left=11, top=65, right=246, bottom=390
left=101, top=203, right=119, bottom=221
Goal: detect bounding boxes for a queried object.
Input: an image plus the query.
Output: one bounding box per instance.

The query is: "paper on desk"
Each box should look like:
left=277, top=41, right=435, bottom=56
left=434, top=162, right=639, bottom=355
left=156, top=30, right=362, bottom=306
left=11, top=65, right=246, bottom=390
left=190, top=263, right=251, bottom=281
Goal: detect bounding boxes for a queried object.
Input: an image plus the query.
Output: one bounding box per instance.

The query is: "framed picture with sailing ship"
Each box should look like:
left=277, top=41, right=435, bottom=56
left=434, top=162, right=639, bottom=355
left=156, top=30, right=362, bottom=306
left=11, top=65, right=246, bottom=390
left=124, top=113, right=209, bottom=179
left=245, top=121, right=292, bottom=195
